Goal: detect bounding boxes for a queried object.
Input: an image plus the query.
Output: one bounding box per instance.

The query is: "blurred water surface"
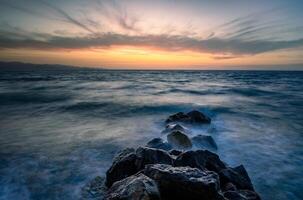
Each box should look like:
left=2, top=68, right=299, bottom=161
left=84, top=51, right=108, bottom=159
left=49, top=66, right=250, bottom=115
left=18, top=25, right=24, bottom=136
left=0, top=69, right=302, bottom=199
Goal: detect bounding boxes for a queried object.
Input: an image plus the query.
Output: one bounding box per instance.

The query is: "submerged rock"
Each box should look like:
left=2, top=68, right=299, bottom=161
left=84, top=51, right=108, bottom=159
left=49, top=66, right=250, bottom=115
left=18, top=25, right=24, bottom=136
left=192, top=134, right=218, bottom=150
left=146, top=138, right=172, bottom=151
left=223, top=190, right=261, bottom=200
left=106, top=147, right=173, bottom=187
left=219, top=165, right=254, bottom=191
left=166, top=110, right=211, bottom=124
left=167, top=131, right=192, bottom=149
left=174, top=150, right=227, bottom=173
left=106, top=173, right=160, bottom=200
left=144, top=164, right=222, bottom=200
left=161, top=124, right=188, bottom=134
left=81, top=176, right=106, bottom=199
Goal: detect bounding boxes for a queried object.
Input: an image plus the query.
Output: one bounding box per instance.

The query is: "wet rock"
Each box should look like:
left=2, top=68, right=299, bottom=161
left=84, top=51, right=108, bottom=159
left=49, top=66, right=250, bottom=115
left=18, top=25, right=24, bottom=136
left=135, top=147, right=173, bottom=169
left=167, top=131, right=192, bottom=149
left=106, top=147, right=174, bottom=187
left=192, top=134, right=218, bottom=150
left=174, top=150, right=227, bottom=173
left=161, top=124, right=188, bottom=134
left=219, top=165, right=254, bottom=191
left=169, top=149, right=183, bottom=156
left=146, top=138, right=172, bottom=151
left=106, top=149, right=138, bottom=187
left=81, top=176, right=106, bottom=199
left=223, top=182, right=237, bottom=192
left=106, top=173, right=160, bottom=200
left=166, top=110, right=211, bottom=124
left=144, top=164, right=222, bottom=200
left=223, top=190, right=261, bottom=200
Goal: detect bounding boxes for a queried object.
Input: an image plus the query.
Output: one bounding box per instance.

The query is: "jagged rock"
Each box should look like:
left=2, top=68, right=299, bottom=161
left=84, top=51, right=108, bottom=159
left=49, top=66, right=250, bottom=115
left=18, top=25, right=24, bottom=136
left=161, top=124, right=188, bottom=134
left=223, top=190, right=261, bottom=200
left=106, top=149, right=138, bottom=187
left=146, top=138, right=172, bottom=151
left=106, top=173, right=160, bottom=200
left=167, top=131, right=192, bottom=149
left=192, top=134, right=218, bottom=150
left=223, top=182, right=237, bottom=192
left=174, top=150, right=227, bottom=173
left=169, top=149, right=183, bottom=156
left=219, top=165, right=254, bottom=191
left=144, top=164, right=223, bottom=200
left=81, top=176, right=106, bottom=199
left=106, top=147, right=173, bottom=187
left=166, top=110, right=211, bottom=124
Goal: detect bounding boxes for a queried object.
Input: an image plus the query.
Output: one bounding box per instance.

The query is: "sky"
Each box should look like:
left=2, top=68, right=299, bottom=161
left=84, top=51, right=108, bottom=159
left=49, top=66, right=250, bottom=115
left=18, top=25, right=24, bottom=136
left=0, top=0, right=303, bottom=69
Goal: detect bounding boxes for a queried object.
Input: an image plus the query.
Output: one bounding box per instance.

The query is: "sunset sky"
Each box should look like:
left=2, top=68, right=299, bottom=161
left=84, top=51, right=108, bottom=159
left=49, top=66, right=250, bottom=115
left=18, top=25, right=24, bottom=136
left=0, top=0, right=303, bottom=69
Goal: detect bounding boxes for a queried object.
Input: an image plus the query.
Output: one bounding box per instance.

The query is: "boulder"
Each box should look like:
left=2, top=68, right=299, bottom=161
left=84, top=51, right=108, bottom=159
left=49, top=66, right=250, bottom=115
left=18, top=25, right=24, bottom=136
left=161, top=124, right=188, bottom=134
left=106, top=147, right=174, bottom=187
left=144, top=164, right=223, bottom=200
left=106, top=149, right=138, bottom=187
left=219, top=165, right=254, bottom=191
left=223, top=190, right=261, bottom=200
left=146, top=138, right=172, bottom=151
left=81, top=176, right=106, bottom=199
left=174, top=150, right=227, bottom=173
left=167, top=131, right=192, bottom=149
left=191, top=134, right=218, bottom=150
left=106, top=173, right=160, bottom=200
left=166, top=110, right=211, bottom=124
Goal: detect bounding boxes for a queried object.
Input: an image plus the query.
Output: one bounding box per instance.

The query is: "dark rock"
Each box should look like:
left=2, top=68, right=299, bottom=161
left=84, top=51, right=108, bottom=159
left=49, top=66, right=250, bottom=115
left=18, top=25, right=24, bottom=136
left=165, top=110, right=211, bottom=124
left=192, top=134, right=218, bottom=150
left=187, top=110, right=211, bottom=123
left=81, top=176, right=106, bottom=199
left=144, top=164, right=223, bottom=200
left=223, top=182, right=237, bottom=192
left=223, top=190, right=261, bottom=200
left=169, top=149, right=183, bottom=156
left=146, top=138, right=172, bottom=151
left=167, top=131, right=192, bottom=149
left=219, top=165, right=254, bottom=191
left=135, top=147, right=173, bottom=169
left=106, top=147, right=174, bottom=187
left=106, top=173, right=160, bottom=200
left=174, top=150, right=227, bottom=173
left=161, top=124, right=188, bottom=134
left=106, top=149, right=138, bottom=187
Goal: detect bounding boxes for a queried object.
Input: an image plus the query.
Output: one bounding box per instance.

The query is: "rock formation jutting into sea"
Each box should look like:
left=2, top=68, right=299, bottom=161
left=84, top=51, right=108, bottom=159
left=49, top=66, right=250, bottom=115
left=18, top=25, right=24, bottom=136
left=82, top=110, right=261, bottom=200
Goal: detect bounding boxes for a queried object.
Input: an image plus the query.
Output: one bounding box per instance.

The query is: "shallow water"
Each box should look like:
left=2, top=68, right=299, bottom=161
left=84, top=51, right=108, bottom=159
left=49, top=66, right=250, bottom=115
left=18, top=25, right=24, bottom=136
left=0, top=70, right=302, bottom=200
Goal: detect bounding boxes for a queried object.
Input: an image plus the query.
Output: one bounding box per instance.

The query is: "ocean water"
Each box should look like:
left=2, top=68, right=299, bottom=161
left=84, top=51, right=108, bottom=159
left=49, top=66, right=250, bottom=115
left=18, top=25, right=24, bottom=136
left=0, top=69, right=302, bottom=200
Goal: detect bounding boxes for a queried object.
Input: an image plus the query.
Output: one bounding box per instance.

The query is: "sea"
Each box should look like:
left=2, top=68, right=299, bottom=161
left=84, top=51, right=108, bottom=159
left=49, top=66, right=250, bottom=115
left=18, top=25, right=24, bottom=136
left=0, top=69, right=302, bottom=200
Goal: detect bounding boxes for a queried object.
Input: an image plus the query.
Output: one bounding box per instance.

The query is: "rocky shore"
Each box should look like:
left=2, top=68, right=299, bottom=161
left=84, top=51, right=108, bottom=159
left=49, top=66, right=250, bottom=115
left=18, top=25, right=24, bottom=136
left=82, top=110, right=261, bottom=200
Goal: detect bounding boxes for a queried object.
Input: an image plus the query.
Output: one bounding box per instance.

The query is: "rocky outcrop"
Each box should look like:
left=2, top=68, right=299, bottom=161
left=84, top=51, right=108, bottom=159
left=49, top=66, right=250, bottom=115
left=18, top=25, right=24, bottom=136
left=166, top=110, right=211, bottom=124
left=83, top=111, right=261, bottom=200
left=167, top=131, right=192, bottom=149
left=106, top=173, right=160, bottom=200
left=192, top=134, right=218, bottom=150
left=144, top=164, right=223, bottom=200
left=146, top=138, right=172, bottom=151
left=161, top=124, right=188, bottom=134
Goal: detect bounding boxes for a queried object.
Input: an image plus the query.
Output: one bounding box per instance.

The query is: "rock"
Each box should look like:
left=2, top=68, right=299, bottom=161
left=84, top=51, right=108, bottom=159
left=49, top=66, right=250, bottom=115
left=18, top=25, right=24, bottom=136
left=161, top=124, right=188, bottom=134
left=223, top=182, right=237, bottom=192
left=223, top=190, right=261, bottom=200
left=106, top=173, right=160, bottom=200
left=106, top=147, right=174, bottom=187
left=146, top=138, right=172, bottom=151
left=167, top=131, right=192, bottom=149
left=187, top=110, right=211, bottom=123
left=166, top=110, right=211, bottom=124
left=81, top=176, right=106, bottom=199
left=135, top=147, right=173, bottom=169
left=144, top=164, right=223, bottom=200
left=174, top=150, right=227, bottom=173
left=106, top=149, right=138, bottom=187
left=219, top=165, right=254, bottom=191
left=191, top=134, right=218, bottom=150
left=169, top=149, right=183, bottom=156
